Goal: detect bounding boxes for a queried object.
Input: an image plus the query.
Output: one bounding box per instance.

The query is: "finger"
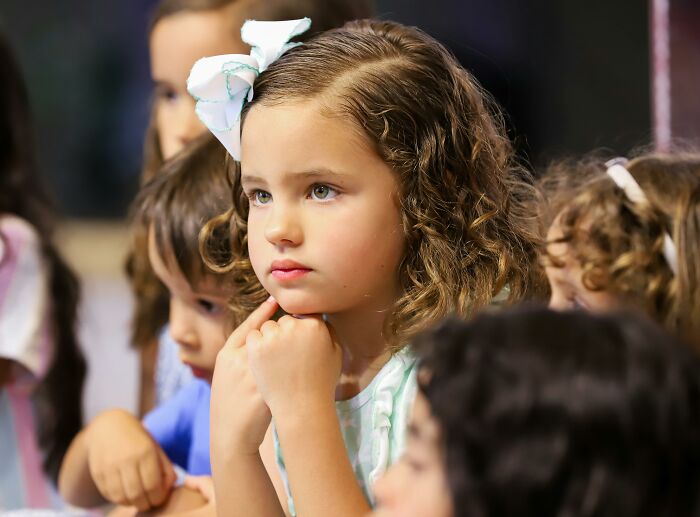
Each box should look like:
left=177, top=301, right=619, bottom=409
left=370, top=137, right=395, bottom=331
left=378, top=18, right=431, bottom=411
left=102, top=469, right=127, bottom=505
left=229, top=296, right=279, bottom=348
left=183, top=476, right=216, bottom=502
left=120, top=464, right=150, bottom=511
left=259, top=319, right=279, bottom=335
left=245, top=329, right=263, bottom=348
left=138, top=450, right=170, bottom=508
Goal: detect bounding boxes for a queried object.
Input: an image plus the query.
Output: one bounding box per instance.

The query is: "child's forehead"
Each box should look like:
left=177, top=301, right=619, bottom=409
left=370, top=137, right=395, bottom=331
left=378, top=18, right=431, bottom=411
left=241, top=100, right=373, bottom=165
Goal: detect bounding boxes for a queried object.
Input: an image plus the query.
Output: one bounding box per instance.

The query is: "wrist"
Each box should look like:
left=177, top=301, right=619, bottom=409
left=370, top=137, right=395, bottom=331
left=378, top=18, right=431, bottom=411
left=273, top=396, right=337, bottom=435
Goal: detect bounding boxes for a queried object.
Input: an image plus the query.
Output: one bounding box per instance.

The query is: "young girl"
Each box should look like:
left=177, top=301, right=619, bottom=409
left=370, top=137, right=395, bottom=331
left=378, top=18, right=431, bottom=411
left=190, top=18, right=545, bottom=516
left=0, top=32, right=86, bottom=510
left=372, top=308, right=700, bottom=517
left=536, top=153, right=700, bottom=347
left=130, top=0, right=376, bottom=415
left=58, top=135, right=249, bottom=512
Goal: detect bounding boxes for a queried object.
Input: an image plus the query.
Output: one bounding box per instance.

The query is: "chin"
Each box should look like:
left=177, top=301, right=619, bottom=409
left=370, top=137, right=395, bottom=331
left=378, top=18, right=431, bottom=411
left=273, top=290, right=330, bottom=316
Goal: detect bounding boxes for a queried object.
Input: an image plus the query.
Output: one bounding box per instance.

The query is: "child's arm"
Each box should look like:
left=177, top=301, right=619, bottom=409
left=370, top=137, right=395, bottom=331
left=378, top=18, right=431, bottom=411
left=247, top=316, right=371, bottom=517
left=208, top=298, right=287, bottom=517
left=58, top=408, right=176, bottom=510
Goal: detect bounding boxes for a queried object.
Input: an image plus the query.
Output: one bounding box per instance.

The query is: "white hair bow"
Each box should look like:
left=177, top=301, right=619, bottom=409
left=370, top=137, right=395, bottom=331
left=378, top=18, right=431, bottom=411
left=605, top=158, right=678, bottom=275
left=186, top=18, right=312, bottom=160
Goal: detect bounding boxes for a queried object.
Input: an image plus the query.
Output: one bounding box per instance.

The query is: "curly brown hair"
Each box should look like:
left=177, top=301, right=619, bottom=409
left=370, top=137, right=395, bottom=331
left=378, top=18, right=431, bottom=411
left=201, top=19, right=546, bottom=348
left=537, top=152, right=700, bottom=348
left=128, top=0, right=377, bottom=352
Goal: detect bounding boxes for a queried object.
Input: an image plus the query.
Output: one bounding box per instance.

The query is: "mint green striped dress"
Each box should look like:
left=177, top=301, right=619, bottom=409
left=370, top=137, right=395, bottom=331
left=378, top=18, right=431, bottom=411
left=273, top=348, right=419, bottom=515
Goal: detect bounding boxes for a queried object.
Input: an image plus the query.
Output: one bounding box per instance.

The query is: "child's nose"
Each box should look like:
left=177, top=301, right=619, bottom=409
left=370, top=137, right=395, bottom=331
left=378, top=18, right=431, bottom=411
left=264, top=204, right=303, bottom=248
left=169, top=301, right=200, bottom=350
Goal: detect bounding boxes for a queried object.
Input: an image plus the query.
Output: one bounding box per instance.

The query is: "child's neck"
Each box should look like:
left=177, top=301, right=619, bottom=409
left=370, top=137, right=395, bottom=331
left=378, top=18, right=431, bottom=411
left=326, top=299, right=395, bottom=401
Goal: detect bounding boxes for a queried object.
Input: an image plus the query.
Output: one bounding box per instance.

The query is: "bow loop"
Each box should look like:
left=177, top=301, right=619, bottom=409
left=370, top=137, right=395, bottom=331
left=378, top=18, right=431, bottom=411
left=186, top=18, right=311, bottom=160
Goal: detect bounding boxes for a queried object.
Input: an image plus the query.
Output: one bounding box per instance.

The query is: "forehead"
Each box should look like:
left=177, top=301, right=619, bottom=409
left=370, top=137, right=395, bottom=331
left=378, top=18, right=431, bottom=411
left=150, top=9, right=247, bottom=80
left=240, top=100, right=382, bottom=179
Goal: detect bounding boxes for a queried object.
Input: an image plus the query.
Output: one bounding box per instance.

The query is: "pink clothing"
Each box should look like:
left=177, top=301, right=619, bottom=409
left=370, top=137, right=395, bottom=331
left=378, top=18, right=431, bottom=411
left=0, top=215, right=58, bottom=510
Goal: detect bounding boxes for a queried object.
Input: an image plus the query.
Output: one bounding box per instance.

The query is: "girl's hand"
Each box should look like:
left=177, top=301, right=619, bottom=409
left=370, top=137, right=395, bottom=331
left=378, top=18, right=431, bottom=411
left=246, top=315, right=343, bottom=420
left=210, top=297, right=279, bottom=456
left=85, top=409, right=176, bottom=510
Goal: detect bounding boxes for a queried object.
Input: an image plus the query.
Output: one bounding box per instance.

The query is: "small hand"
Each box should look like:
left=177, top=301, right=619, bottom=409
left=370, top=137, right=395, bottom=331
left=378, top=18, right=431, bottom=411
left=210, top=297, right=280, bottom=456
left=246, top=315, right=343, bottom=420
left=86, top=410, right=176, bottom=510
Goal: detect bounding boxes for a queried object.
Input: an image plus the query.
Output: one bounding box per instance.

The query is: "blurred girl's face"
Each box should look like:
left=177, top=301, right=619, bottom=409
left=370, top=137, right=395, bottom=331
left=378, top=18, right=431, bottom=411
left=545, top=217, right=621, bottom=312
left=150, top=8, right=247, bottom=159
left=372, top=393, right=453, bottom=517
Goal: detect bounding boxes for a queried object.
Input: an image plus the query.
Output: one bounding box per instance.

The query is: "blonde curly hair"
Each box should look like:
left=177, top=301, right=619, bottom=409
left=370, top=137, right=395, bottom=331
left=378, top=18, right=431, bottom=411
left=537, top=152, right=700, bottom=348
left=202, top=20, right=546, bottom=348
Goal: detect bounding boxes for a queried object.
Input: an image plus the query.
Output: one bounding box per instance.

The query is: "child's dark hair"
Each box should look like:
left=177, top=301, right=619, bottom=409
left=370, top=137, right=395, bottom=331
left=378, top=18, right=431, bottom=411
left=536, top=152, right=700, bottom=348
left=133, top=134, right=234, bottom=289
left=415, top=307, right=700, bottom=517
left=0, top=32, right=86, bottom=484
left=202, top=20, right=546, bottom=345
left=129, top=0, right=376, bottom=352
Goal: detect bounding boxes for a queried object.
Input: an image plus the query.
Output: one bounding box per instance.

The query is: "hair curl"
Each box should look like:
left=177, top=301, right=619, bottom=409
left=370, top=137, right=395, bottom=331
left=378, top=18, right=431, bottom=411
left=202, top=20, right=546, bottom=347
left=537, top=152, right=700, bottom=348
left=416, top=308, right=700, bottom=517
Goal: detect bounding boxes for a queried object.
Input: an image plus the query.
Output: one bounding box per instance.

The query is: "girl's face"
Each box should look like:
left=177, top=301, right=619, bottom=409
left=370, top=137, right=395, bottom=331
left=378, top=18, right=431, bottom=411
left=545, top=218, right=621, bottom=312
left=150, top=9, right=247, bottom=160
left=372, top=393, right=453, bottom=517
left=240, top=101, right=405, bottom=316
left=148, top=230, right=231, bottom=382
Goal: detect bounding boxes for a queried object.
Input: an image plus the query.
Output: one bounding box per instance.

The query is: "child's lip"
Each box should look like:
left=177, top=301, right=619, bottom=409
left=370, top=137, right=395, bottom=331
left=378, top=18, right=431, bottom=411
left=270, top=259, right=312, bottom=272
left=183, top=361, right=210, bottom=379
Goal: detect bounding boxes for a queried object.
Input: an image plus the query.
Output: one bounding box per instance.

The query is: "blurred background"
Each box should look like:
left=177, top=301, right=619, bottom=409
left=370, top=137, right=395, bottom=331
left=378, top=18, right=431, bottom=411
left=0, top=0, right=698, bottom=417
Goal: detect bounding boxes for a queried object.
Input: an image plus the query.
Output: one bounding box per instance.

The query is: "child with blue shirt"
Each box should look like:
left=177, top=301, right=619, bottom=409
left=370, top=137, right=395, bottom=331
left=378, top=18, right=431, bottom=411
left=58, top=134, right=254, bottom=511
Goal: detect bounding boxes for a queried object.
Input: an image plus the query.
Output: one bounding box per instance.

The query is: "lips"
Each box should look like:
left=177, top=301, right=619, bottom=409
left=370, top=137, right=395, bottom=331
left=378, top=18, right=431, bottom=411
left=183, top=362, right=210, bottom=380
left=270, top=259, right=312, bottom=281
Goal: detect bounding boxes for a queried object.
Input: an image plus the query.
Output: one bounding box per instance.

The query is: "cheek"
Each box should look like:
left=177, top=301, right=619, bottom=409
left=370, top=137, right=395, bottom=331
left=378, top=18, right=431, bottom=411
left=247, top=214, right=268, bottom=280
left=155, top=105, right=178, bottom=158
left=323, top=203, right=404, bottom=276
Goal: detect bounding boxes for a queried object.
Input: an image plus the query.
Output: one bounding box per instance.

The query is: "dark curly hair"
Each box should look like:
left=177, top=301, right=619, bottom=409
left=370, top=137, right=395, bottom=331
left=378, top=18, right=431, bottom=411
left=536, top=152, right=700, bottom=349
left=201, top=20, right=546, bottom=347
left=131, top=133, right=255, bottom=332
left=415, top=308, right=700, bottom=517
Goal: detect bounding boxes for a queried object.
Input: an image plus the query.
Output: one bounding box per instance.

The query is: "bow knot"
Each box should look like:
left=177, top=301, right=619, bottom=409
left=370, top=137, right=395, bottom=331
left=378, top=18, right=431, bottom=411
left=187, top=18, right=311, bottom=160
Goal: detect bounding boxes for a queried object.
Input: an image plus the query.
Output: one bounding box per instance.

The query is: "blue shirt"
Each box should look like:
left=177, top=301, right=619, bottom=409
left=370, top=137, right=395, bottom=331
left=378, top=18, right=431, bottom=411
left=143, top=379, right=211, bottom=475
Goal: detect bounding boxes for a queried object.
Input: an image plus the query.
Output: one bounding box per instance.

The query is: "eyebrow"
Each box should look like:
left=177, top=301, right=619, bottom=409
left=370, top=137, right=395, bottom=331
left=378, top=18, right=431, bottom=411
left=241, top=168, right=351, bottom=186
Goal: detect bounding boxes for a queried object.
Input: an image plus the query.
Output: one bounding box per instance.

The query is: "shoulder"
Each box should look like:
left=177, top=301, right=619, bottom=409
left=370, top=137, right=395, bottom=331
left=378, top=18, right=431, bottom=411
left=0, top=215, right=41, bottom=263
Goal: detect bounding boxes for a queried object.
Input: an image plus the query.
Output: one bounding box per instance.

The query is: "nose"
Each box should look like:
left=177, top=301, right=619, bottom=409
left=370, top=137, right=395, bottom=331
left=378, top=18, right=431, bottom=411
left=169, top=299, right=199, bottom=350
left=175, top=97, right=205, bottom=147
left=264, top=202, right=303, bottom=249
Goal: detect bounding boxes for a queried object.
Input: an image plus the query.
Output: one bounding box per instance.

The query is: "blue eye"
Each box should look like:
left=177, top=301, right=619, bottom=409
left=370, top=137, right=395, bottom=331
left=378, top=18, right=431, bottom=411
left=309, top=184, right=337, bottom=201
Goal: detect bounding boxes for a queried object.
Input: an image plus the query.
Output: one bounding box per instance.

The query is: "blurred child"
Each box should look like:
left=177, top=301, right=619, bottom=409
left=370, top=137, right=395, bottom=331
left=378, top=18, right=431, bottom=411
left=536, top=153, right=700, bottom=347
left=130, top=0, right=376, bottom=415
left=58, top=135, right=242, bottom=512
left=0, top=32, right=86, bottom=510
left=191, top=18, right=545, bottom=516
left=373, top=308, right=700, bottom=517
